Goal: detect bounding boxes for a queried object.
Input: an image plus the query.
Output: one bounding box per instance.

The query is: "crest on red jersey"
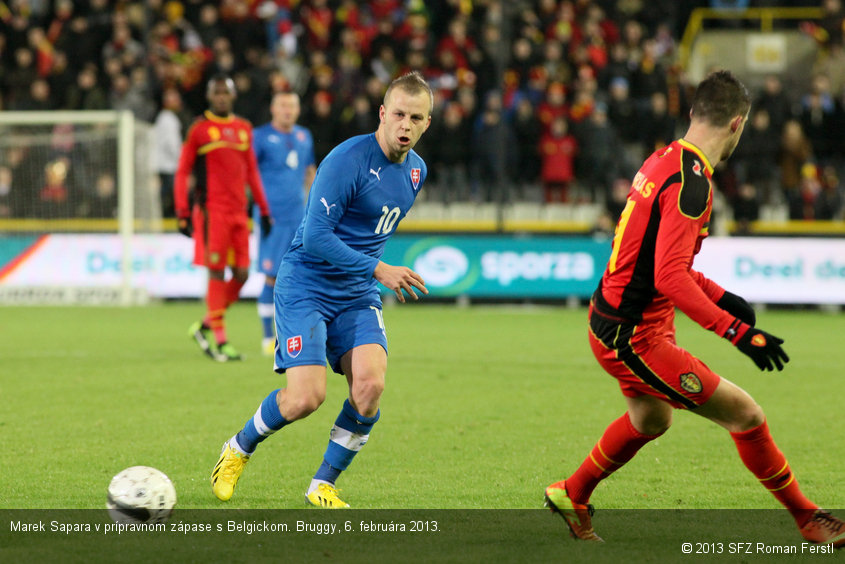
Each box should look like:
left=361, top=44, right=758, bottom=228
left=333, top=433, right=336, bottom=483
left=286, top=335, right=302, bottom=358
left=679, top=372, right=702, bottom=394
left=411, top=168, right=421, bottom=190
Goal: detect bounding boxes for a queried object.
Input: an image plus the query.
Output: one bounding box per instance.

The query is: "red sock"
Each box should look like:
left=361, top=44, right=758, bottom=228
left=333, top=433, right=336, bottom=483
left=566, top=412, right=663, bottom=504
left=224, top=278, right=245, bottom=308
left=203, top=278, right=228, bottom=345
left=730, top=420, right=817, bottom=526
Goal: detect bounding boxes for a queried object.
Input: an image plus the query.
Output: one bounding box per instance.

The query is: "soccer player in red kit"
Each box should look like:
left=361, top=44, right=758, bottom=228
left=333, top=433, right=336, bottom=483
left=545, top=70, right=845, bottom=547
left=175, top=74, right=272, bottom=362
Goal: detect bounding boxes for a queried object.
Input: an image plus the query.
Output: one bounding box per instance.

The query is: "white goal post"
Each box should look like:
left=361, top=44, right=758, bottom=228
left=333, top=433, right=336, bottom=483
left=0, top=110, right=159, bottom=305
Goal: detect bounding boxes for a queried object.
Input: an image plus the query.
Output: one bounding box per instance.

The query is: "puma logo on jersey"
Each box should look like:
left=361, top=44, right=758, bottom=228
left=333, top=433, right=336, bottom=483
left=369, top=167, right=382, bottom=181
left=692, top=159, right=702, bottom=176
left=319, top=197, right=336, bottom=215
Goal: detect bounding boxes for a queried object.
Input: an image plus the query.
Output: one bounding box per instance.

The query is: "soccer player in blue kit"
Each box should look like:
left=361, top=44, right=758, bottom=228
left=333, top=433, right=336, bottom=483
left=252, top=92, right=316, bottom=356
left=211, top=71, right=433, bottom=508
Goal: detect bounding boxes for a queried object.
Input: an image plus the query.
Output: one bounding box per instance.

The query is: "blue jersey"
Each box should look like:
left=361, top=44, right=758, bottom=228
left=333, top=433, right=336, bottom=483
left=280, top=133, right=427, bottom=296
left=252, top=123, right=315, bottom=224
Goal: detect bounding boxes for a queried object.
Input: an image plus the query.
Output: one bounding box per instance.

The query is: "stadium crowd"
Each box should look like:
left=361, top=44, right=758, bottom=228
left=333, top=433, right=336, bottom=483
left=0, top=0, right=843, bottom=224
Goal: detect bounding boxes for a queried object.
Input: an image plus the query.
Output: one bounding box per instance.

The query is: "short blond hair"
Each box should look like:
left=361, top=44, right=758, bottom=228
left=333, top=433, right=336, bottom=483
left=384, top=71, right=433, bottom=115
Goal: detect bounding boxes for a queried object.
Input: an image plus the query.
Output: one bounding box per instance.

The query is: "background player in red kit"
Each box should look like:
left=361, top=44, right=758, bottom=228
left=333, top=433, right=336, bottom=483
left=174, top=74, right=272, bottom=362
left=545, top=70, right=845, bottom=547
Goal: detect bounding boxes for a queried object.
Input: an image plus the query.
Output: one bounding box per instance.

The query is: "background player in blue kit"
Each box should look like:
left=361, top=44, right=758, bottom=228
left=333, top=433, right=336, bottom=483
left=252, top=92, right=316, bottom=356
left=211, top=71, right=433, bottom=508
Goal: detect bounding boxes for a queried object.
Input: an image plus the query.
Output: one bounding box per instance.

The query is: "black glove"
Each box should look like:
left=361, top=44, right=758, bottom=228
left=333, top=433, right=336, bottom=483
left=177, top=217, right=192, bottom=238
left=260, top=214, right=273, bottom=238
left=725, top=319, right=789, bottom=372
left=717, top=290, right=755, bottom=326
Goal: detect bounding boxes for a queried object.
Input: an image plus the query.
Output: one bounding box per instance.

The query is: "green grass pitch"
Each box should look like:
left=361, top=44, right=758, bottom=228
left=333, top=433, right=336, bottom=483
left=2, top=303, right=844, bottom=563
left=2, top=302, right=842, bottom=511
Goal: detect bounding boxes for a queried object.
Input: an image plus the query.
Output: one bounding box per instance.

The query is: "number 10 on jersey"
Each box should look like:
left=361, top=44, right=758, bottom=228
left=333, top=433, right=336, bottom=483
left=375, top=206, right=400, bottom=234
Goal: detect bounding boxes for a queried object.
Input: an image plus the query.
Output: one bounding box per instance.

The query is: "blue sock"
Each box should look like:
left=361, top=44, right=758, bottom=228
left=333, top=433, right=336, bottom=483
left=314, top=399, right=380, bottom=483
left=314, top=460, right=342, bottom=484
left=257, top=281, right=275, bottom=339
left=234, top=389, right=289, bottom=454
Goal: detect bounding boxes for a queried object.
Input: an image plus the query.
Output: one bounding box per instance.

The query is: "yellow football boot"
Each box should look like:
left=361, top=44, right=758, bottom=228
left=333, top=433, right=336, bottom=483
left=305, top=483, right=350, bottom=508
left=211, top=442, right=249, bottom=501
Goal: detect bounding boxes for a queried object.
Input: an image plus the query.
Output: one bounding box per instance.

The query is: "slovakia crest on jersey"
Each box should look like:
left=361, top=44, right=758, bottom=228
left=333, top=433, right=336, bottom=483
left=286, top=335, right=302, bottom=358
left=411, top=168, right=421, bottom=190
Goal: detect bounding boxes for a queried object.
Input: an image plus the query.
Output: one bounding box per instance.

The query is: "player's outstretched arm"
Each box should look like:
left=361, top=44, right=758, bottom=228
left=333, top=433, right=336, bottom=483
left=724, top=319, right=790, bottom=372
left=374, top=261, right=428, bottom=303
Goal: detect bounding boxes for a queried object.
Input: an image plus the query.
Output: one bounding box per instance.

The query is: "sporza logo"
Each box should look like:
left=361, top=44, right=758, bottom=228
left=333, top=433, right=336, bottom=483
left=369, top=167, right=382, bottom=181
left=400, top=238, right=598, bottom=295
left=286, top=335, right=302, bottom=358
left=319, top=197, right=336, bottom=216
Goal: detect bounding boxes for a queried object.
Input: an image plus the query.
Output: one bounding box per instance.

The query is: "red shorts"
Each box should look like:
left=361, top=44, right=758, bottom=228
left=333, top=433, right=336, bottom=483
left=588, top=305, right=720, bottom=410
left=192, top=207, right=250, bottom=270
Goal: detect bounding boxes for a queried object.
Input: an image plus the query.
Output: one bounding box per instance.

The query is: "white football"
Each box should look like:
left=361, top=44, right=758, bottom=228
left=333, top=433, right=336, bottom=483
left=106, top=466, right=177, bottom=524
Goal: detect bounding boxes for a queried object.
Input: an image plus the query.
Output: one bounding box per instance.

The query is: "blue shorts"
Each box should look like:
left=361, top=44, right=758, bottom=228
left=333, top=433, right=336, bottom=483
left=256, top=221, right=299, bottom=278
left=273, top=288, right=387, bottom=375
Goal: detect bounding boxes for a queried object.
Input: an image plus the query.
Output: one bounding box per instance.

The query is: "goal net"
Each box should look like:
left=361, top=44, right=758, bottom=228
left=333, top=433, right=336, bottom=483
left=0, top=111, right=160, bottom=305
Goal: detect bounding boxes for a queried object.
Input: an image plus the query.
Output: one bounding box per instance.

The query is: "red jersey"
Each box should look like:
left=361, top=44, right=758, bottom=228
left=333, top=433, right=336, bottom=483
left=540, top=133, right=577, bottom=183
left=174, top=111, right=270, bottom=218
left=593, top=139, right=733, bottom=337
